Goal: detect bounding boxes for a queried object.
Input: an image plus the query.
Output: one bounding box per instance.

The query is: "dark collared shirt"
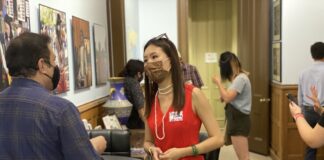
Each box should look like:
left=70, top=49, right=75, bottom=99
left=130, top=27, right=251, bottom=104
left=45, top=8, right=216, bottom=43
left=0, top=78, right=101, bottom=160
left=182, top=63, right=204, bottom=88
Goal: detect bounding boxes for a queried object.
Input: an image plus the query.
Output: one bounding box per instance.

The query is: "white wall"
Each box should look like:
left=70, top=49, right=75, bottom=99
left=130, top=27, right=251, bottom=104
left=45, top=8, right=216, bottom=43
left=138, top=0, right=178, bottom=59
left=29, top=0, right=109, bottom=106
left=282, top=0, right=324, bottom=84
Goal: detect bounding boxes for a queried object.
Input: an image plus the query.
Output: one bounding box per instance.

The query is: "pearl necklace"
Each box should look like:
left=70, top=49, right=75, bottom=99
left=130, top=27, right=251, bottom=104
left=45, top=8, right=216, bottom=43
left=158, top=84, right=173, bottom=95
left=154, top=92, right=166, bottom=140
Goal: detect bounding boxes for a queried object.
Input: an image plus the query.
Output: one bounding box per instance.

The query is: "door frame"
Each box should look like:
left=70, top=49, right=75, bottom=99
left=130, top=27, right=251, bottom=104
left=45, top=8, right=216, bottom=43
left=177, top=0, right=271, bottom=155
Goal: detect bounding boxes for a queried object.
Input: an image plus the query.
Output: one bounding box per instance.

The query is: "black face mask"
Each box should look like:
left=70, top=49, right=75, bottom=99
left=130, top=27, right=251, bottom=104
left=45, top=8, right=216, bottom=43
left=44, top=65, right=60, bottom=90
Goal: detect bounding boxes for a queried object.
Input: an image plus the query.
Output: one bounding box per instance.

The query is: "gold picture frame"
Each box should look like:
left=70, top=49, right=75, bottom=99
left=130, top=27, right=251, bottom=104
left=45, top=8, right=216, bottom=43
left=272, top=43, right=281, bottom=82
left=273, top=0, right=281, bottom=41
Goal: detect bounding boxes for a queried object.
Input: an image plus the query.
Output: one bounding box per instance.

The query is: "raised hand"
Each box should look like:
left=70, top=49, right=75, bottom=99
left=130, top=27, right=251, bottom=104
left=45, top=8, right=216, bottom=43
left=306, top=86, right=323, bottom=115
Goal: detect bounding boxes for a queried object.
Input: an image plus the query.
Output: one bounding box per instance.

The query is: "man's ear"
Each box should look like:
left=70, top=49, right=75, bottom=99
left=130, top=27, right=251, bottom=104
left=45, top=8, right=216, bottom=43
left=37, top=58, right=47, bottom=73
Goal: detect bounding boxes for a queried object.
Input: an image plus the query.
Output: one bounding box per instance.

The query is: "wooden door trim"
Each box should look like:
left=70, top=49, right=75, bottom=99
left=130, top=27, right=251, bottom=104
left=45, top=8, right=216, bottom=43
left=177, top=0, right=189, bottom=63
left=107, top=0, right=127, bottom=76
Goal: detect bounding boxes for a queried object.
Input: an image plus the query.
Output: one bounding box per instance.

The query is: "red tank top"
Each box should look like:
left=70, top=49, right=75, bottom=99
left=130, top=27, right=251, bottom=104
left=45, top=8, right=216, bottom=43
left=147, top=84, right=204, bottom=160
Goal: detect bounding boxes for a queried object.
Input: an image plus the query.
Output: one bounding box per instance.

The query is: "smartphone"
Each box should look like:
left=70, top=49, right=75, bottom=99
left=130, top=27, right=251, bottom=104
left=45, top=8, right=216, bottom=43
left=287, top=93, right=298, bottom=104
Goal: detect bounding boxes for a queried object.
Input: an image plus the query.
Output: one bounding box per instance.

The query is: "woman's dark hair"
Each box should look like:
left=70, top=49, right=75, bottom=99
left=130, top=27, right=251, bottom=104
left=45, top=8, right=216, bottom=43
left=143, top=35, right=184, bottom=117
left=219, top=51, right=244, bottom=81
left=5, top=32, right=51, bottom=77
left=118, top=59, right=144, bottom=77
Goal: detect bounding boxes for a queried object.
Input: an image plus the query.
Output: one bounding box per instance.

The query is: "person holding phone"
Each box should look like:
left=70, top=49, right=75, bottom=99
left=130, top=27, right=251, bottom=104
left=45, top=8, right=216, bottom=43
left=297, top=42, right=324, bottom=160
left=289, top=86, right=324, bottom=149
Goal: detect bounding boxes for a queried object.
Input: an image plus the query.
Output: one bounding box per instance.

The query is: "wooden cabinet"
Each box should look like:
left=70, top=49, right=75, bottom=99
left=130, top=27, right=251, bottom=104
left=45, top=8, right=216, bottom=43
left=78, top=97, right=108, bottom=128
left=270, top=83, right=324, bottom=160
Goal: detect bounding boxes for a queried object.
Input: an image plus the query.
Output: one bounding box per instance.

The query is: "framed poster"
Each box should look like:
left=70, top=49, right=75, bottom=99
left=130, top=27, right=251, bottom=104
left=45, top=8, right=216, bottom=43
left=273, top=0, right=281, bottom=41
left=71, top=16, right=92, bottom=90
left=1, top=0, right=30, bottom=46
left=272, top=43, right=281, bottom=82
left=17, top=0, right=26, bottom=21
left=39, top=4, right=69, bottom=94
left=93, top=24, right=109, bottom=85
left=0, top=0, right=30, bottom=91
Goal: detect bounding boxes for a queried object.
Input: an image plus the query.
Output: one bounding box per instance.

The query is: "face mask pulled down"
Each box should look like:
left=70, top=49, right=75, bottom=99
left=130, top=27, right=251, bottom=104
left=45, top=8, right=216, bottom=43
left=144, top=59, right=171, bottom=83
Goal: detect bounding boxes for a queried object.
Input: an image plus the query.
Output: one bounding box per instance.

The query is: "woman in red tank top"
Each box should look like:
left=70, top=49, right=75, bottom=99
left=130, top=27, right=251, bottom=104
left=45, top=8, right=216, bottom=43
left=143, top=33, right=224, bottom=160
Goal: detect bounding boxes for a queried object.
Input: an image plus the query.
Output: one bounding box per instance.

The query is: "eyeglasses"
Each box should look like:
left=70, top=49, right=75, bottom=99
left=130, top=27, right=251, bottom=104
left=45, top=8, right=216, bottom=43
left=153, top=33, right=169, bottom=40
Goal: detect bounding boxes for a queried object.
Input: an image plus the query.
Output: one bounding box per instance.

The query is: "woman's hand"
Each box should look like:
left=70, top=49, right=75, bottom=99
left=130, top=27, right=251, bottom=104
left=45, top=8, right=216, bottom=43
left=307, top=86, right=323, bottom=115
left=212, top=75, right=221, bottom=86
left=150, top=146, right=163, bottom=160
left=159, top=148, right=183, bottom=160
left=289, top=101, right=302, bottom=117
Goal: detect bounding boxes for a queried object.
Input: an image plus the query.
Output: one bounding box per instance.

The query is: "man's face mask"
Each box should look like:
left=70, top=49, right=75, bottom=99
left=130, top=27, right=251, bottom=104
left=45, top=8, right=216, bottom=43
left=51, top=66, right=60, bottom=90
left=43, top=61, right=60, bottom=91
left=144, top=58, right=171, bottom=83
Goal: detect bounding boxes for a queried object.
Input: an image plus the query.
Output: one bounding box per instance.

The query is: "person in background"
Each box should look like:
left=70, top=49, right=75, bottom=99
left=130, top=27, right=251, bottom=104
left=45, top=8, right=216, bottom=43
left=118, top=59, right=145, bottom=129
left=289, top=86, right=324, bottom=149
left=143, top=33, right=223, bottom=160
left=178, top=52, right=204, bottom=88
left=212, top=51, right=251, bottom=160
left=0, top=32, right=106, bottom=160
left=297, top=42, right=324, bottom=160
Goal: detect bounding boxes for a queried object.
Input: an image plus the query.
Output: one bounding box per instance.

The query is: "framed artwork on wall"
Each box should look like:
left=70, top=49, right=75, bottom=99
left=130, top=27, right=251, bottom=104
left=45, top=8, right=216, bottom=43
left=0, top=0, right=30, bottom=91
left=1, top=0, right=30, bottom=46
left=39, top=4, right=69, bottom=94
left=273, top=0, right=281, bottom=41
left=93, top=24, right=109, bottom=85
left=71, top=16, right=92, bottom=90
left=272, top=42, right=281, bottom=82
